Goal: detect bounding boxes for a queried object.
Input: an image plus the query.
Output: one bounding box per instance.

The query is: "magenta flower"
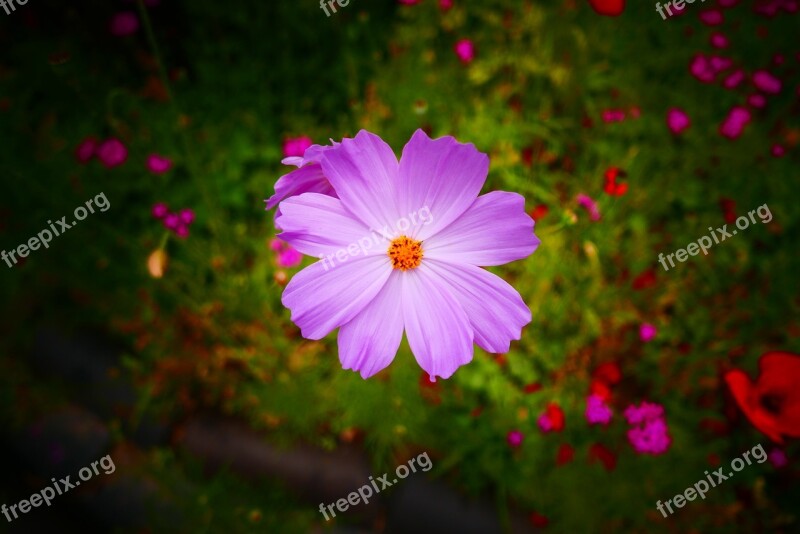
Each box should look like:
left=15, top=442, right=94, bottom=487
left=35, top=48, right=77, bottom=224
left=623, top=402, right=664, bottom=425
left=752, top=70, right=782, bottom=94
left=601, top=109, right=626, bottom=123
left=747, top=94, right=767, bottom=108
left=576, top=194, right=600, bottom=221
left=719, top=106, right=751, bottom=139
left=699, top=9, right=724, bottom=25
left=627, top=418, right=671, bottom=454
left=147, top=154, right=173, bottom=174
left=666, top=108, right=690, bottom=135
left=710, top=32, right=729, bottom=48
left=440, top=0, right=454, bottom=10
left=96, top=138, right=128, bottom=168
left=771, top=144, right=786, bottom=157
left=152, top=202, right=169, bottom=219
left=282, top=136, right=313, bottom=158
left=75, top=137, right=98, bottom=163
left=272, top=130, right=539, bottom=379
left=723, top=70, right=745, bottom=89
left=624, top=401, right=671, bottom=454
left=585, top=395, right=613, bottom=425
left=109, top=12, right=139, bottom=36
left=454, top=39, right=476, bottom=64
left=270, top=238, right=303, bottom=268
left=769, top=448, right=788, bottom=468
left=639, top=323, right=657, bottom=342
left=163, top=213, right=180, bottom=231
left=179, top=209, right=195, bottom=225
left=507, top=430, right=524, bottom=448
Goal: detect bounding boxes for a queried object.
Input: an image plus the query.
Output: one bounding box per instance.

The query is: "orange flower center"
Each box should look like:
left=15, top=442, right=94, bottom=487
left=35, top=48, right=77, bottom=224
left=388, top=236, right=423, bottom=271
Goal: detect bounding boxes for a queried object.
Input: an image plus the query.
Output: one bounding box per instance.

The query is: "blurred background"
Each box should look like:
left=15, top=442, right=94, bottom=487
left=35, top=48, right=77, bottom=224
left=1, top=0, right=799, bottom=532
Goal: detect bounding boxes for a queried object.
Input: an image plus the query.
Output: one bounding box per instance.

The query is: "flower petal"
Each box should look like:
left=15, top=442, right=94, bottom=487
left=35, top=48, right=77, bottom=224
left=276, top=193, right=385, bottom=259
left=424, top=191, right=539, bottom=266
left=397, top=129, right=489, bottom=241
left=424, top=259, right=531, bottom=353
left=265, top=164, right=335, bottom=211
left=338, top=272, right=405, bottom=378
left=319, top=130, right=401, bottom=232
left=402, top=264, right=473, bottom=380
left=282, top=255, right=391, bottom=340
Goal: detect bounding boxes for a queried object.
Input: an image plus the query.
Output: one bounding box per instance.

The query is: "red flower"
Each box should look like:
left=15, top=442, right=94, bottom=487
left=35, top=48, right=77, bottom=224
left=632, top=269, right=657, bottom=290
left=524, top=382, right=543, bottom=394
left=529, top=511, right=549, bottom=528
left=587, top=0, right=625, bottom=16
left=603, top=167, right=628, bottom=196
left=592, top=362, right=622, bottom=385
left=556, top=443, right=575, bottom=465
left=588, top=443, right=617, bottom=471
left=719, top=197, right=737, bottom=224
left=725, top=351, right=800, bottom=444
left=530, top=203, right=549, bottom=221
left=589, top=379, right=612, bottom=401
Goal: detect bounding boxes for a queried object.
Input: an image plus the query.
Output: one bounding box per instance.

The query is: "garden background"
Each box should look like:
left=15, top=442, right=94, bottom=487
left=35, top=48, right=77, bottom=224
left=0, top=0, right=798, bottom=532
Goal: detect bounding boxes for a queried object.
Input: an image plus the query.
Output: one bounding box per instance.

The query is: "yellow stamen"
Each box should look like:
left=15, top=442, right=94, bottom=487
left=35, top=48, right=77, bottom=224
left=388, top=236, right=423, bottom=271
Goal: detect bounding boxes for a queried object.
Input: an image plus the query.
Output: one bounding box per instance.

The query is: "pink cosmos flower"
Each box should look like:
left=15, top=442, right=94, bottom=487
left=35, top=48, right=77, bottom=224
left=752, top=70, right=782, bottom=94
left=265, top=143, right=338, bottom=214
left=719, top=106, right=751, bottom=139
left=147, top=154, right=173, bottom=174
left=507, top=430, right=524, bottom=448
left=270, top=238, right=303, bottom=268
left=666, top=108, right=691, bottom=135
left=96, top=138, right=128, bottom=168
left=639, top=323, right=657, bottom=342
left=282, top=136, right=314, bottom=158
left=576, top=194, right=600, bottom=221
left=109, top=12, right=139, bottom=36
left=75, top=137, right=98, bottom=163
left=585, top=395, right=613, bottom=425
left=272, top=130, right=539, bottom=379
left=454, top=39, right=476, bottom=64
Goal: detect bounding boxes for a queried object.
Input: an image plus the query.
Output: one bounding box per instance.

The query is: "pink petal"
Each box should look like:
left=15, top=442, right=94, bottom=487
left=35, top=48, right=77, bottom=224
left=276, top=193, right=382, bottom=258
left=319, top=131, right=401, bottom=232
left=424, top=191, right=539, bottom=266
left=398, top=129, right=489, bottom=241
left=424, top=259, right=531, bottom=353
left=338, top=273, right=405, bottom=378
left=402, top=265, right=474, bottom=380
left=266, top=163, right=335, bottom=211
left=282, top=256, right=391, bottom=340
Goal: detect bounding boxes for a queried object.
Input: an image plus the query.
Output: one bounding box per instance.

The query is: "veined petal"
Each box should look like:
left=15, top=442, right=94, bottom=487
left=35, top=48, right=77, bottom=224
left=276, top=193, right=384, bottom=259
left=424, top=191, right=539, bottom=266
left=282, top=255, right=391, bottom=340
left=402, top=264, right=474, bottom=380
left=339, top=272, right=404, bottom=379
left=319, top=130, right=401, bottom=232
left=397, top=129, right=489, bottom=241
left=265, top=164, right=335, bottom=211
left=424, top=259, right=531, bottom=353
